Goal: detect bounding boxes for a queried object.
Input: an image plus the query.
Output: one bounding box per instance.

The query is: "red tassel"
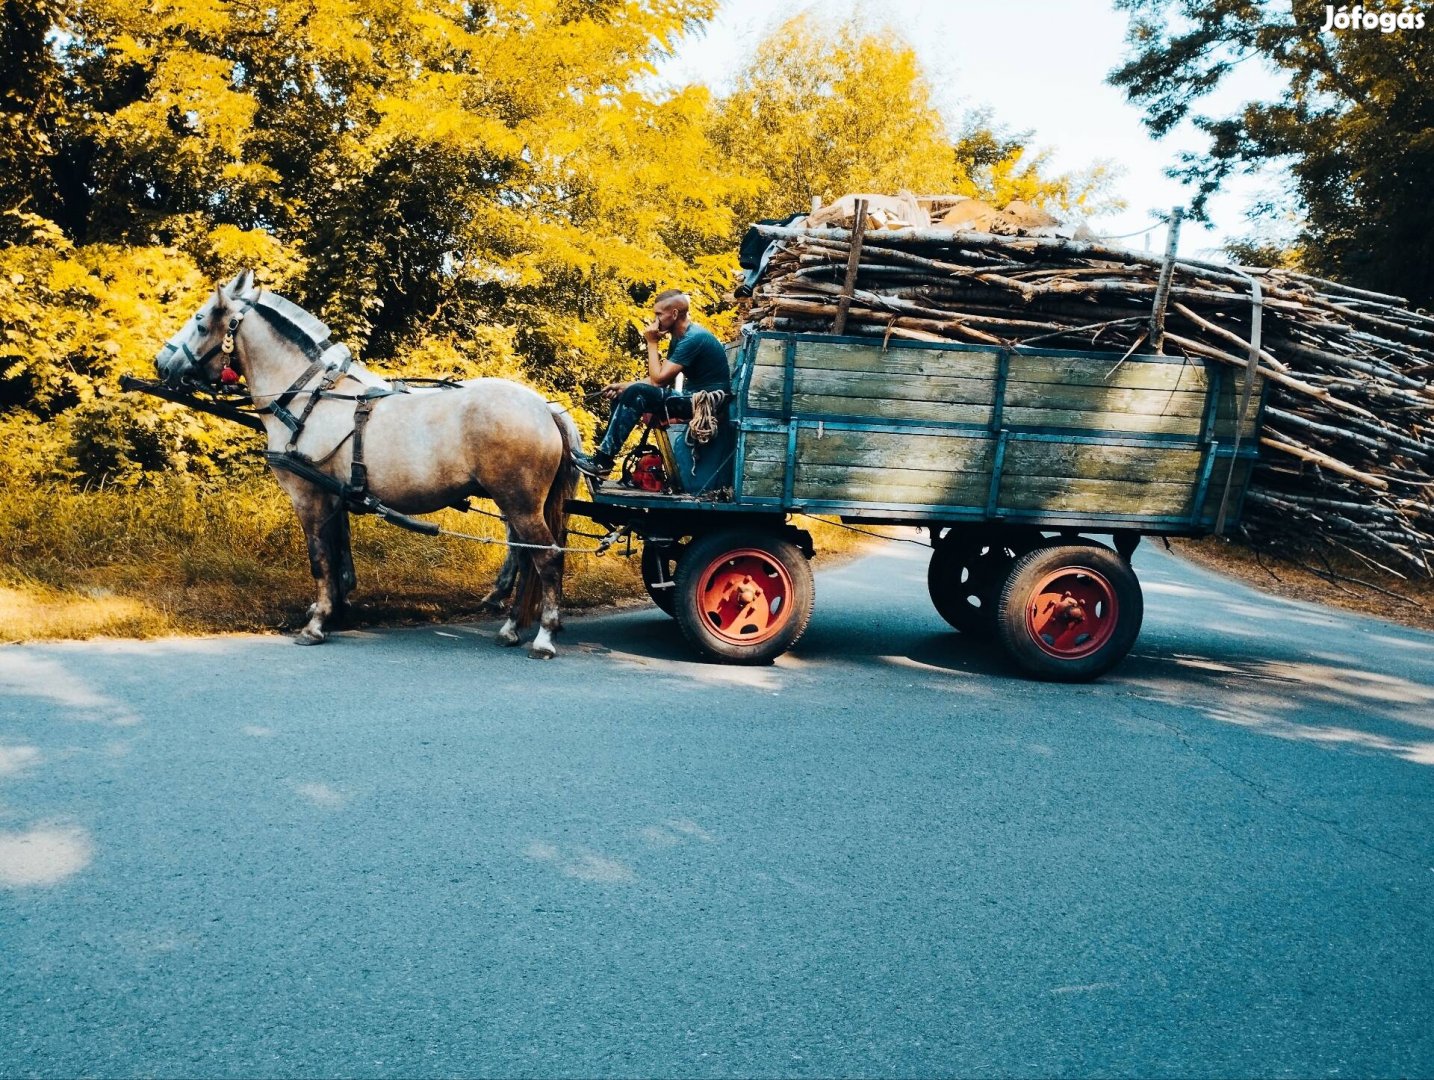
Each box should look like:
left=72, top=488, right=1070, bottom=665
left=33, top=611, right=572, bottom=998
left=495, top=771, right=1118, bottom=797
left=220, top=366, right=239, bottom=385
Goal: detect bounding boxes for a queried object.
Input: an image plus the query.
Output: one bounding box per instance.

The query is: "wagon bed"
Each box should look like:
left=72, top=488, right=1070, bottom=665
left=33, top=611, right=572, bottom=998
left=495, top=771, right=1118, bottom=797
left=572, top=330, right=1266, bottom=680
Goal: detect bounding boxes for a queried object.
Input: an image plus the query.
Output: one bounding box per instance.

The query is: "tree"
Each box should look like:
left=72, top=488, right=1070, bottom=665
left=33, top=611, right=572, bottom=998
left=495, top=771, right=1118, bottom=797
left=709, top=13, right=1116, bottom=231
left=1, top=0, right=748, bottom=482
left=0, top=0, right=68, bottom=241
left=951, top=109, right=1122, bottom=221
left=1109, top=0, right=1434, bottom=305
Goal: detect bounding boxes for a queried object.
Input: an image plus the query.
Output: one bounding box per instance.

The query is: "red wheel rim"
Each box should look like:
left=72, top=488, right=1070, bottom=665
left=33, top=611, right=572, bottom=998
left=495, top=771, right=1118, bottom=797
left=1024, top=566, right=1118, bottom=659
left=697, top=549, right=794, bottom=646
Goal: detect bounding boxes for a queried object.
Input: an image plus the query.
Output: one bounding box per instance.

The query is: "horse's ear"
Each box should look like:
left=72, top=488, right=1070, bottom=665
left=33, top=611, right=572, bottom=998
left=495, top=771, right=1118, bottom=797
left=223, top=269, right=256, bottom=299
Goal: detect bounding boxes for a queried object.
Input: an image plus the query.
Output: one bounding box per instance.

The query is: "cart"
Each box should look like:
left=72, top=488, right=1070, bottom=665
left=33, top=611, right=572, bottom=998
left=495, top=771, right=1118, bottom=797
left=571, top=330, right=1265, bottom=681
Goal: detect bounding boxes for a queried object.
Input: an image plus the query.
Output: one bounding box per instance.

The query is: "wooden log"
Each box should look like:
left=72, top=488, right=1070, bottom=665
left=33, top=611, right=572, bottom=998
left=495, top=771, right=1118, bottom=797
left=1163, top=331, right=1379, bottom=422
left=1258, top=433, right=1389, bottom=489
left=1149, top=207, right=1183, bottom=353
left=832, top=198, right=868, bottom=336
left=1172, top=302, right=1289, bottom=372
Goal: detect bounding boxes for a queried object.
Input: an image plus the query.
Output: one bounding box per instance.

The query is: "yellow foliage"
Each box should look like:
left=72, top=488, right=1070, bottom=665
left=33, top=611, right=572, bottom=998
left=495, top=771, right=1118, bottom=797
left=711, top=12, right=955, bottom=221
left=204, top=226, right=308, bottom=292
left=6, top=0, right=1114, bottom=499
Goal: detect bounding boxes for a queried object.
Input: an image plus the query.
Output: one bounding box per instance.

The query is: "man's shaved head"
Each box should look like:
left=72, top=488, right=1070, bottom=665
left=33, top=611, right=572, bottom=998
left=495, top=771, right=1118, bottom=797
left=654, top=289, right=689, bottom=316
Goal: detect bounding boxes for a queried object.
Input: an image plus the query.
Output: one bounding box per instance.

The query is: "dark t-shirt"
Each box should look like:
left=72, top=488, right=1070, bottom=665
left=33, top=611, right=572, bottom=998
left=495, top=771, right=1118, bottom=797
left=668, top=324, right=731, bottom=393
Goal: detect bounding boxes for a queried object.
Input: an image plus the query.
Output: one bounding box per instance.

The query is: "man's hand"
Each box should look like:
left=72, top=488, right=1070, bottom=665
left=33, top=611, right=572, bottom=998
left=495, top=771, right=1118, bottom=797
left=600, top=380, right=630, bottom=401
left=641, top=318, right=666, bottom=344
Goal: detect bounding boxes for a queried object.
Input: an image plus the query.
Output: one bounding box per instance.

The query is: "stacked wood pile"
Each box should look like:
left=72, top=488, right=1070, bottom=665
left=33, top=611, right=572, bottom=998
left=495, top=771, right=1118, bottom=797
left=743, top=214, right=1434, bottom=578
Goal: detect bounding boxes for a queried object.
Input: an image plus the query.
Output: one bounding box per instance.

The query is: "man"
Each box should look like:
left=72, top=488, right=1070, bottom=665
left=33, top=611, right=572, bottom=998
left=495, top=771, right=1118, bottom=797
left=572, top=289, right=731, bottom=481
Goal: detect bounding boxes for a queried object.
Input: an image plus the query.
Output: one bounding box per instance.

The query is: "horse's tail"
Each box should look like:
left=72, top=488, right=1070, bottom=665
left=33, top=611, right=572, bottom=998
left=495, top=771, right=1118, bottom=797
left=516, top=403, right=579, bottom=628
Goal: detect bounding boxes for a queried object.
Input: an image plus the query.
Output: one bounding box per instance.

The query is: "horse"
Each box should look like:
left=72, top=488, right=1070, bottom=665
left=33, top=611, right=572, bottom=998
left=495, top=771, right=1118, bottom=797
left=155, top=270, right=578, bottom=658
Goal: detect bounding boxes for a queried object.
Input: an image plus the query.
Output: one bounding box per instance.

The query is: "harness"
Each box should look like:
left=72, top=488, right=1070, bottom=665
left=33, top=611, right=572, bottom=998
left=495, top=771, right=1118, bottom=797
left=208, top=291, right=469, bottom=526
left=261, top=371, right=458, bottom=527
left=137, top=294, right=612, bottom=554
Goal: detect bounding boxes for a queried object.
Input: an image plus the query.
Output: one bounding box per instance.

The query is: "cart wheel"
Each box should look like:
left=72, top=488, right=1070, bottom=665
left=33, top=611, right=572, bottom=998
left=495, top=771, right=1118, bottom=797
left=995, top=543, right=1143, bottom=682
left=927, top=529, right=1041, bottom=633
left=641, top=542, right=682, bottom=617
left=674, top=530, right=814, bottom=664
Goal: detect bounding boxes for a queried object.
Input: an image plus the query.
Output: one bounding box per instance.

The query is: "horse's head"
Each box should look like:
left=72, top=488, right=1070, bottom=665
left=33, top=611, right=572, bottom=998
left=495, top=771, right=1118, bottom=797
left=156, top=269, right=259, bottom=388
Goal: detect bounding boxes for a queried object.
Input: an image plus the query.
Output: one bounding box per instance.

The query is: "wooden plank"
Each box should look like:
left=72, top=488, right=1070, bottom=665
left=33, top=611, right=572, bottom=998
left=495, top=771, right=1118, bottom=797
left=1002, top=440, right=1203, bottom=484
left=1213, top=385, right=1265, bottom=435
left=753, top=338, right=786, bottom=368
left=746, top=371, right=996, bottom=422
left=744, top=428, right=995, bottom=473
left=771, top=394, right=995, bottom=425
left=998, top=475, right=1195, bottom=516
left=745, top=338, right=1261, bottom=438
left=1002, top=380, right=1209, bottom=418
left=757, top=340, right=1002, bottom=379
left=744, top=460, right=991, bottom=507
left=749, top=366, right=997, bottom=408
left=740, top=430, right=788, bottom=498
left=1007, top=353, right=1211, bottom=392
left=1000, top=406, right=1204, bottom=436
left=1198, top=458, right=1255, bottom=520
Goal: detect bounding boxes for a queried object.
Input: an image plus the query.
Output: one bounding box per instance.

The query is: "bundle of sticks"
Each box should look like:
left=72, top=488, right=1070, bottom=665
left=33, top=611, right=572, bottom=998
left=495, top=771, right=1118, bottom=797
left=745, top=220, right=1434, bottom=579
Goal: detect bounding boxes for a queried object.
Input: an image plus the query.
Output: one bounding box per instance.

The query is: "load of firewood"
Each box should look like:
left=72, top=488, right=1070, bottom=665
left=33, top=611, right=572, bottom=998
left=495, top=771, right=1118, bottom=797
left=739, top=196, right=1434, bottom=579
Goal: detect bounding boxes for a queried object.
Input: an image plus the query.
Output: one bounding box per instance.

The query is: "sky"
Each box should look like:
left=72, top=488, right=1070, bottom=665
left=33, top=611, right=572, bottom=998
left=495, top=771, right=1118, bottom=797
left=658, top=0, right=1293, bottom=258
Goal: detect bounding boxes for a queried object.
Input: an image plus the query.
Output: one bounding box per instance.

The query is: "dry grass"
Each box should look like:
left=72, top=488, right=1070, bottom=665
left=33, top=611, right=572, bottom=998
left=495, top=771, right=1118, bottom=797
left=1170, top=535, right=1434, bottom=633
left=0, top=476, right=891, bottom=643
left=0, top=476, right=645, bottom=642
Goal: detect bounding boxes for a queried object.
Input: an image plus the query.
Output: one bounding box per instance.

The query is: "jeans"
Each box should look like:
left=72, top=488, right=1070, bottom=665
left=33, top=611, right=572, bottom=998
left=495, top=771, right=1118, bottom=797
left=597, top=384, right=691, bottom=458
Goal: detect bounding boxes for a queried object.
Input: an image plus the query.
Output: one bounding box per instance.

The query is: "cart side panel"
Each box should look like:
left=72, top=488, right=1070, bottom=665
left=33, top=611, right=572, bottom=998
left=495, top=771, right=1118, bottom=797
left=1001, top=353, right=1260, bottom=440
left=743, top=426, right=994, bottom=506
left=733, top=333, right=1263, bottom=532
left=997, top=441, right=1205, bottom=517
left=746, top=339, right=1000, bottom=426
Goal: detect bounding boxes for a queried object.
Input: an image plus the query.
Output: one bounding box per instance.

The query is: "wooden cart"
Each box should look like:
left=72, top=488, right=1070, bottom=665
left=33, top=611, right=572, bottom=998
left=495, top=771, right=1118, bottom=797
left=571, top=330, right=1265, bottom=681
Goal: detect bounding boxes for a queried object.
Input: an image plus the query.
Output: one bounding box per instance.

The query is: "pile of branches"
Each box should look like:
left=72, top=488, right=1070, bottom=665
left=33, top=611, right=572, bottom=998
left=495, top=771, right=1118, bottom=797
left=744, top=221, right=1434, bottom=579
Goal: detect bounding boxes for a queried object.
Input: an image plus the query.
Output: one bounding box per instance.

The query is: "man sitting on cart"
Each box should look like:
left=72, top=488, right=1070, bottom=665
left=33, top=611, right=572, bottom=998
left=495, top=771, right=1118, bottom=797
left=572, top=289, right=731, bottom=482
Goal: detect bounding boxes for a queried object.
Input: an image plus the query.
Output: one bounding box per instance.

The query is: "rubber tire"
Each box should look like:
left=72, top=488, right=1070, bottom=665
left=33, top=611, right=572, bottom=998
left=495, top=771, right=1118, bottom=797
left=674, top=530, right=814, bottom=665
left=995, top=543, right=1143, bottom=682
left=927, top=529, right=1041, bottom=634
left=641, top=542, right=682, bottom=617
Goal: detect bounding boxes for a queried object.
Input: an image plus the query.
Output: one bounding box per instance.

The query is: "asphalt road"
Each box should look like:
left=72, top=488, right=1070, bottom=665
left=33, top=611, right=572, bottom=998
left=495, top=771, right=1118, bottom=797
left=2, top=540, right=1432, bottom=1078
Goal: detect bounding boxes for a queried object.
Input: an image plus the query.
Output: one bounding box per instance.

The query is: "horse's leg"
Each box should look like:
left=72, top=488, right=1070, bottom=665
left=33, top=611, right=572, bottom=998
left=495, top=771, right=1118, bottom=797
left=293, top=490, right=345, bottom=645
left=496, top=506, right=564, bottom=660
left=495, top=553, right=531, bottom=649
left=331, top=508, right=356, bottom=624
left=480, top=527, right=520, bottom=613
left=529, top=542, right=564, bottom=660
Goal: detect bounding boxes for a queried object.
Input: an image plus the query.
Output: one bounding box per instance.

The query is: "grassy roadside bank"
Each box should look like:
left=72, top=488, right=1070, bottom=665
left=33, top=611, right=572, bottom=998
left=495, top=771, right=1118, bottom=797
left=1169, top=536, right=1434, bottom=634
left=0, top=478, right=884, bottom=643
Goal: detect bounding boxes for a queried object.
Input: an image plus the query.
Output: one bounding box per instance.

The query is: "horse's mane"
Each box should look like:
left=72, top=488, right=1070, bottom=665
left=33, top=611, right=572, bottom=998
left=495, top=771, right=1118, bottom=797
left=252, top=292, right=356, bottom=372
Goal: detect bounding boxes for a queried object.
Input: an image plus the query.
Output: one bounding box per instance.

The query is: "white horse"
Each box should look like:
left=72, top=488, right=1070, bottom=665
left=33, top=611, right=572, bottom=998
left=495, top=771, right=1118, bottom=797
left=156, top=271, right=578, bottom=658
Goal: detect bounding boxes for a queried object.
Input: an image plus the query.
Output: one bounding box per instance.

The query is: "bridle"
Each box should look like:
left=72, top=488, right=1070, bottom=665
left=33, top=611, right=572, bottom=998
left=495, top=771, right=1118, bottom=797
left=163, top=292, right=258, bottom=389
left=217, top=294, right=257, bottom=384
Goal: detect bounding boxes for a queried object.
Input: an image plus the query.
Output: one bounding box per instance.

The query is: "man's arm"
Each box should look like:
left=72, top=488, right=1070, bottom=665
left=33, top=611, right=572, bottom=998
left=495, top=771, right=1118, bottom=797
left=643, top=327, right=683, bottom=386
left=604, top=323, right=682, bottom=397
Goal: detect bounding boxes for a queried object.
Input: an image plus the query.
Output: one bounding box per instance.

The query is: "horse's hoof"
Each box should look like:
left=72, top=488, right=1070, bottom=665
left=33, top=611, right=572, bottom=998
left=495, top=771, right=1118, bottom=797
left=496, top=631, right=520, bottom=647
left=528, top=646, right=556, bottom=660
left=295, top=629, right=326, bottom=646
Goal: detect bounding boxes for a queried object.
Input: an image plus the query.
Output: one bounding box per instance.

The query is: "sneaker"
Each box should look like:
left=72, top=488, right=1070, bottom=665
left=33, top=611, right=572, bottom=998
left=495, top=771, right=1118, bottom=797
left=572, top=449, right=614, bottom=480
